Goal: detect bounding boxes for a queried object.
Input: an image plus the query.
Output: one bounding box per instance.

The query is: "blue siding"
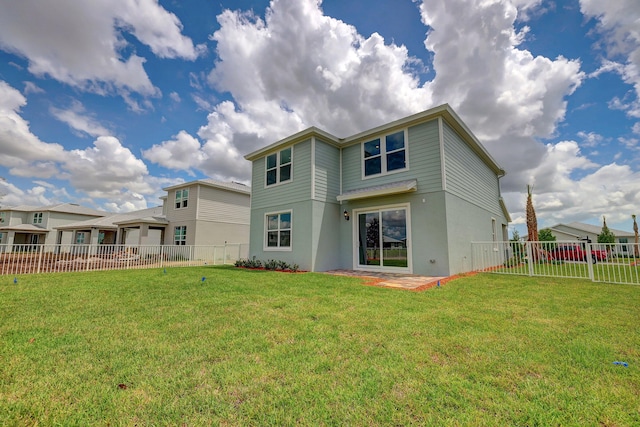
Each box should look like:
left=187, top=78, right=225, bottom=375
left=314, top=139, right=340, bottom=202
left=342, top=119, right=442, bottom=194
left=442, top=122, right=501, bottom=216
left=250, top=139, right=312, bottom=210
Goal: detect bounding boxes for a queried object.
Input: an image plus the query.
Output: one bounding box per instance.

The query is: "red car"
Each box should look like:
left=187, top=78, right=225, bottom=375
left=550, top=244, right=608, bottom=263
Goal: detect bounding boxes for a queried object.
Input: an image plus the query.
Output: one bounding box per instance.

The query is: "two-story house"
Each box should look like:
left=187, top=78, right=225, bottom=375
left=244, top=104, right=510, bottom=277
left=55, top=179, right=251, bottom=248
left=161, top=179, right=251, bottom=246
left=1, top=179, right=251, bottom=252
left=0, top=203, right=107, bottom=247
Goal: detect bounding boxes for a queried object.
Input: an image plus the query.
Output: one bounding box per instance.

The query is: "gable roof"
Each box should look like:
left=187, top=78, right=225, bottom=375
left=550, top=222, right=634, bottom=238
left=57, top=206, right=166, bottom=230
left=243, top=104, right=505, bottom=176
left=163, top=179, right=251, bottom=195
left=0, top=202, right=107, bottom=217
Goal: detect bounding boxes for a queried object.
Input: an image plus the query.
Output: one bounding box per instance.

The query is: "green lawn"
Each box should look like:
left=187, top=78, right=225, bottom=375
left=1, top=267, right=639, bottom=426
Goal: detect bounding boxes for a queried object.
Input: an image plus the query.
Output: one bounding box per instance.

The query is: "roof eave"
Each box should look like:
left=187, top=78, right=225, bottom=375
left=244, top=127, right=341, bottom=161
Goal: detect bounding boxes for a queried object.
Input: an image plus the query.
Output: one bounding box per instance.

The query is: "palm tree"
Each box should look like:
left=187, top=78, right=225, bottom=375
left=526, top=185, right=540, bottom=261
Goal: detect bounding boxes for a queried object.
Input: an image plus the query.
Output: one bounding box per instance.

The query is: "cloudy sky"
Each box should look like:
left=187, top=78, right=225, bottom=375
left=0, top=0, right=638, bottom=235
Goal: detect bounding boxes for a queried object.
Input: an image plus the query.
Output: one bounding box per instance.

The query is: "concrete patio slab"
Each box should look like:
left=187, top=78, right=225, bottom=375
left=325, top=269, right=448, bottom=291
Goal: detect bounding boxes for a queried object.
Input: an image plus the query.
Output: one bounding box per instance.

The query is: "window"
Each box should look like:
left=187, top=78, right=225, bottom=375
left=363, top=130, right=407, bottom=177
left=175, top=189, right=189, bottom=209
left=0, top=212, right=5, bottom=223
left=266, top=147, right=292, bottom=186
left=33, top=212, right=43, bottom=224
left=492, top=218, right=498, bottom=250
left=76, top=232, right=86, bottom=244
left=174, top=226, right=187, bottom=245
left=357, top=207, right=409, bottom=269
left=265, top=211, right=291, bottom=250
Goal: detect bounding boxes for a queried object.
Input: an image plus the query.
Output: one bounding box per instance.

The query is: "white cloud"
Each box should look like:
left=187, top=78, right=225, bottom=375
left=64, top=136, right=151, bottom=196
left=0, top=80, right=169, bottom=210
left=50, top=100, right=111, bottom=138
left=0, top=180, right=53, bottom=207
left=23, top=81, right=44, bottom=95
left=577, top=131, right=605, bottom=147
left=142, top=130, right=207, bottom=175
left=144, top=0, right=607, bottom=220
left=580, top=0, right=640, bottom=117
left=504, top=140, right=640, bottom=227
left=0, top=80, right=66, bottom=169
left=169, top=92, right=181, bottom=103
left=0, top=0, right=201, bottom=99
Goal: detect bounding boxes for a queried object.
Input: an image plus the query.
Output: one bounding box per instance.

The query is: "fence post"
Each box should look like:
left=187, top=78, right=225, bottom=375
left=526, top=242, right=534, bottom=277
left=223, top=244, right=227, bottom=266
left=37, top=244, right=43, bottom=274
left=586, top=242, right=595, bottom=282
left=159, top=245, right=164, bottom=269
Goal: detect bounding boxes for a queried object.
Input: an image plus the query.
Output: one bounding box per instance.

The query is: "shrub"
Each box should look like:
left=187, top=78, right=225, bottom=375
left=277, top=260, right=290, bottom=271
left=264, top=259, right=279, bottom=271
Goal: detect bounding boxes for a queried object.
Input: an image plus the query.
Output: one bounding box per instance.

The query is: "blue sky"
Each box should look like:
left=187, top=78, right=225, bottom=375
left=0, top=0, right=639, bottom=236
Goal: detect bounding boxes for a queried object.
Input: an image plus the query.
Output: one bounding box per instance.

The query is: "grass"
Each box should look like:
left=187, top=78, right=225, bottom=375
left=1, top=267, right=639, bottom=426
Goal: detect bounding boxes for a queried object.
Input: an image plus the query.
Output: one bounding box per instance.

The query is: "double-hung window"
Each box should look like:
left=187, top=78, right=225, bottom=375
left=76, top=232, right=86, bottom=244
left=363, top=130, right=407, bottom=177
left=0, top=212, right=5, bottom=224
left=175, top=189, right=189, bottom=209
left=265, top=211, right=291, bottom=250
left=174, top=226, right=187, bottom=245
left=33, top=212, right=43, bottom=224
left=266, top=147, right=292, bottom=186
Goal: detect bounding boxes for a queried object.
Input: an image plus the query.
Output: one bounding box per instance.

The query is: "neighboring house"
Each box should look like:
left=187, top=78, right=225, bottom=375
left=0, top=203, right=107, bottom=247
left=162, top=179, right=251, bottom=246
left=549, top=222, right=636, bottom=249
left=0, top=179, right=251, bottom=250
left=56, top=206, right=167, bottom=247
left=244, top=104, right=510, bottom=277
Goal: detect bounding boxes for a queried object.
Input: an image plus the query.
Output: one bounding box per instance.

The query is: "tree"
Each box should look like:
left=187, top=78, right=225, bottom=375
left=538, top=228, right=556, bottom=251
left=510, top=230, right=524, bottom=260
left=525, top=185, right=539, bottom=242
left=526, top=185, right=542, bottom=261
left=633, top=214, right=639, bottom=258
left=597, top=216, right=616, bottom=244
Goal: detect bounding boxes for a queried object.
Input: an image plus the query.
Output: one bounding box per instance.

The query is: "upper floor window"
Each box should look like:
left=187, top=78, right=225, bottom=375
left=0, top=212, right=5, bottom=223
left=76, top=232, right=86, bottom=244
left=33, top=212, right=43, bottom=224
left=175, top=189, right=189, bottom=209
left=266, top=147, right=292, bottom=186
left=265, top=211, right=291, bottom=250
left=363, top=130, right=407, bottom=177
left=174, top=226, right=187, bottom=245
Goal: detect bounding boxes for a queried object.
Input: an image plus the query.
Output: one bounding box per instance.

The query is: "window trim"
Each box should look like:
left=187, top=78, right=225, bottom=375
left=174, top=188, right=189, bottom=209
left=263, top=210, right=293, bottom=251
left=361, top=129, right=409, bottom=180
left=264, top=146, right=293, bottom=188
left=174, top=225, right=187, bottom=245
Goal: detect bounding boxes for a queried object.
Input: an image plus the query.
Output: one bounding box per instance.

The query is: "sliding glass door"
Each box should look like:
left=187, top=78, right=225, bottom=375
left=357, top=207, right=409, bottom=269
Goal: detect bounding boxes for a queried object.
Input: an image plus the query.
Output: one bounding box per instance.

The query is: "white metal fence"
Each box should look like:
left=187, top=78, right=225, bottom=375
left=0, top=243, right=249, bottom=276
left=472, top=241, right=640, bottom=285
